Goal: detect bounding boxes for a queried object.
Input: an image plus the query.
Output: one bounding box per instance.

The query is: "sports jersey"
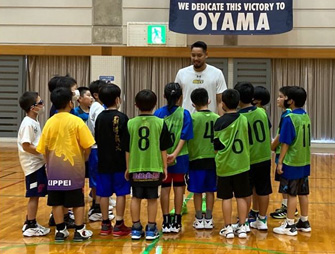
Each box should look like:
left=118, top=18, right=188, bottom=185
left=95, top=109, right=129, bottom=173
left=214, top=113, right=250, bottom=177
left=275, top=109, right=291, bottom=155
left=154, top=105, right=193, bottom=173
left=36, top=112, right=95, bottom=190
left=73, top=106, right=89, bottom=123
left=17, top=116, right=45, bottom=176
left=175, top=64, right=227, bottom=114
left=279, top=108, right=311, bottom=180
left=239, top=106, right=271, bottom=165
left=87, top=101, right=104, bottom=149
left=126, top=115, right=172, bottom=173
left=188, top=110, right=219, bottom=170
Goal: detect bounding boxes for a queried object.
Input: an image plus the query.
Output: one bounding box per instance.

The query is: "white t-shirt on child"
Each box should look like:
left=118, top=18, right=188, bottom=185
left=17, top=116, right=44, bottom=176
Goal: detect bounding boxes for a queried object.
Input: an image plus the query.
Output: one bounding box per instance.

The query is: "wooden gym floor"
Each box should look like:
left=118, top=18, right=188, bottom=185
left=0, top=141, right=334, bottom=254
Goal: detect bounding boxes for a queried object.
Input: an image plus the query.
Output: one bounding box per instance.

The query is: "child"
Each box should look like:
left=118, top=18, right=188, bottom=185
left=18, top=92, right=50, bottom=237
left=234, top=82, right=272, bottom=231
left=48, top=75, right=79, bottom=117
left=125, top=89, right=172, bottom=240
left=214, top=89, right=251, bottom=239
left=36, top=87, right=95, bottom=241
left=249, top=85, right=270, bottom=222
left=73, top=87, right=93, bottom=123
left=253, top=86, right=270, bottom=110
left=47, top=75, right=77, bottom=228
left=270, top=86, right=297, bottom=219
left=87, top=80, right=112, bottom=221
left=154, top=82, right=193, bottom=233
left=188, top=88, right=219, bottom=230
left=95, top=84, right=131, bottom=236
left=273, top=86, right=311, bottom=236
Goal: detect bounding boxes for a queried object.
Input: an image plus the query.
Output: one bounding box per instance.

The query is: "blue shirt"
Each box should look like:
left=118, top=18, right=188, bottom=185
left=49, top=104, right=75, bottom=118
left=154, top=105, right=193, bottom=173
left=279, top=108, right=310, bottom=180
left=73, top=106, right=89, bottom=122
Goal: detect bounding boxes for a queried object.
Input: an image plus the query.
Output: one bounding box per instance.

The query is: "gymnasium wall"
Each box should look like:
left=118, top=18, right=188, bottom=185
left=1, top=0, right=335, bottom=47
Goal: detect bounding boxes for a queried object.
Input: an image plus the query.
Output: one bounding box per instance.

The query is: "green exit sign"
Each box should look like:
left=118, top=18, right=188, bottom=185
left=147, top=25, right=166, bottom=45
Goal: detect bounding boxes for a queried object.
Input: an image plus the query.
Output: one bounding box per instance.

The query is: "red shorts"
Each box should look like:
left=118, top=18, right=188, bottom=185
left=162, top=173, right=186, bottom=188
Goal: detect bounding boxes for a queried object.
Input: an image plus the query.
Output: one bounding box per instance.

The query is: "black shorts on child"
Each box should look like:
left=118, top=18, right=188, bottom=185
left=25, top=165, right=48, bottom=197
left=130, top=171, right=163, bottom=199
left=279, top=176, right=309, bottom=196
left=47, top=188, right=84, bottom=208
left=249, top=160, right=272, bottom=196
left=217, top=171, right=252, bottom=200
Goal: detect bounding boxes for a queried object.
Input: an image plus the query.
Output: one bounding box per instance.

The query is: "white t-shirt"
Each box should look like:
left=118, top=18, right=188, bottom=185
left=175, top=64, right=227, bottom=114
left=87, top=101, right=104, bottom=148
left=17, top=116, right=44, bottom=176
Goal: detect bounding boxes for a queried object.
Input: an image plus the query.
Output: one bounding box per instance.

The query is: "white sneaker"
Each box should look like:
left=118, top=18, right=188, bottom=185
left=88, top=208, right=102, bottom=221
left=193, top=217, right=204, bottom=229
left=219, top=225, right=234, bottom=239
left=273, top=221, right=298, bottom=236
left=234, top=224, right=247, bottom=239
left=55, top=226, right=70, bottom=241
left=73, top=225, right=93, bottom=242
left=162, top=223, right=171, bottom=233
left=22, top=224, right=50, bottom=237
left=109, top=197, right=116, bottom=207
left=233, top=220, right=250, bottom=233
left=204, top=218, right=214, bottom=229
left=250, top=216, right=268, bottom=231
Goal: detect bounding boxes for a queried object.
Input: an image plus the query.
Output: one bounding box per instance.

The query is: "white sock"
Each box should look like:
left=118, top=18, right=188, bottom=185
left=286, top=218, right=295, bottom=225
left=259, top=215, right=266, bottom=220
left=300, top=216, right=308, bottom=222
left=282, top=199, right=288, bottom=207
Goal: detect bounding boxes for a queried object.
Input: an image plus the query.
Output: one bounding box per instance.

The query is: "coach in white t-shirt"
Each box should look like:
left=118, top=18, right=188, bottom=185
left=175, top=41, right=227, bottom=115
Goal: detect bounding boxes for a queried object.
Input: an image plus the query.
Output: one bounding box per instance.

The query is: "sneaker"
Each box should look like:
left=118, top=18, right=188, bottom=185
left=88, top=208, right=102, bottom=221
left=270, top=205, right=287, bottom=219
left=234, top=224, right=247, bottom=239
left=182, top=201, right=188, bottom=215
left=145, top=225, right=160, bottom=240
left=219, top=225, right=234, bottom=239
left=296, top=219, right=311, bottom=232
left=73, top=225, right=93, bottom=242
left=204, top=218, right=214, bottom=229
left=131, top=225, right=144, bottom=240
left=273, top=221, right=298, bottom=236
left=55, top=226, right=70, bottom=241
left=248, top=210, right=259, bottom=223
left=49, top=213, right=55, bottom=226
left=109, top=197, right=116, bottom=207
left=113, top=222, right=131, bottom=236
left=193, top=217, right=204, bottom=229
left=170, top=222, right=182, bottom=233
left=250, top=216, right=268, bottom=231
left=100, top=221, right=112, bottom=236
left=22, top=224, right=50, bottom=237
left=68, top=210, right=75, bottom=220
left=162, top=223, right=171, bottom=233
left=64, top=215, right=76, bottom=229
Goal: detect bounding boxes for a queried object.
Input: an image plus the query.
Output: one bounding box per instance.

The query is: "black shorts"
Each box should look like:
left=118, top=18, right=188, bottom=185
left=132, top=186, right=159, bottom=199
left=217, top=171, right=252, bottom=200
left=249, top=160, right=272, bottom=196
left=47, top=188, right=84, bottom=208
left=279, top=176, right=309, bottom=196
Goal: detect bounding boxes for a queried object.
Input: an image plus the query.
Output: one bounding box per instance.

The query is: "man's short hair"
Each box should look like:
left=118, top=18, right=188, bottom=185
left=191, top=41, right=207, bottom=52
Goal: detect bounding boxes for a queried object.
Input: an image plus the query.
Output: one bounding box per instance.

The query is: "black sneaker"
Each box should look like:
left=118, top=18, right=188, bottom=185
left=49, top=213, right=56, bottom=226
left=248, top=210, right=259, bottom=222
left=64, top=215, right=76, bottom=229
left=296, top=219, right=311, bottom=232
left=270, top=205, right=287, bottom=219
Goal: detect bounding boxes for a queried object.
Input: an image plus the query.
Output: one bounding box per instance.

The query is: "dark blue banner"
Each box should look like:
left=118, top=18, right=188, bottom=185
left=169, top=0, right=293, bottom=35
